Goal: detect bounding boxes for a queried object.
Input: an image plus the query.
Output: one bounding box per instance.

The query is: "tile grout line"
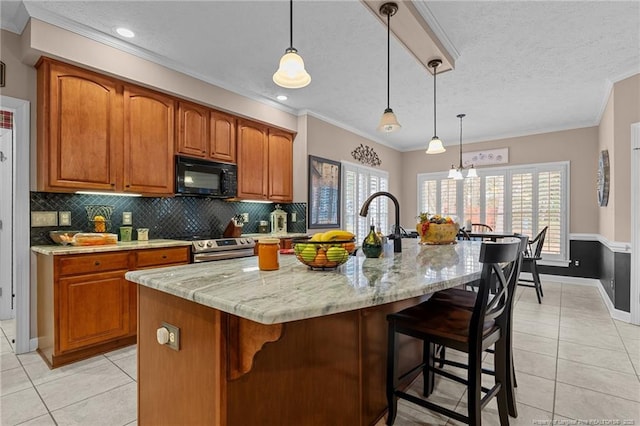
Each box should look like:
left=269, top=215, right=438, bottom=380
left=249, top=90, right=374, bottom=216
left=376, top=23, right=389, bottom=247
left=14, top=350, right=59, bottom=426
left=550, top=282, right=563, bottom=420
left=612, top=321, right=640, bottom=380
left=105, top=352, right=137, bottom=382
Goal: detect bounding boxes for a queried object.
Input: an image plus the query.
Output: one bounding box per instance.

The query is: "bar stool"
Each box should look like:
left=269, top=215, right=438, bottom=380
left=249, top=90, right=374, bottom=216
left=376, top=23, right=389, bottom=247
left=386, top=240, right=521, bottom=426
left=428, top=235, right=529, bottom=418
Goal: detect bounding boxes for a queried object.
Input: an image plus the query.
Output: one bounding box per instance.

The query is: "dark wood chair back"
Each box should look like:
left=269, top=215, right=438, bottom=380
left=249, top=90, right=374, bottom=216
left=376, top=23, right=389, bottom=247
left=526, top=226, right=548, bottom=259
left=471, top=223, right=493, bottom=233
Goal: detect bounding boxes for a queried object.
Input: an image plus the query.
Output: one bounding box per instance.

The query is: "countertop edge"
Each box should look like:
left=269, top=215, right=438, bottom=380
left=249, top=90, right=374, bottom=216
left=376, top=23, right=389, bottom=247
left=31, top=239, right=193, bottom=255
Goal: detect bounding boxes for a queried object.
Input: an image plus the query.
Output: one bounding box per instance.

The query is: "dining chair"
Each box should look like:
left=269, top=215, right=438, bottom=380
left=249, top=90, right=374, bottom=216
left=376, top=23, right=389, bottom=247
left=428, top=234, right=529, bottom=418
left=471, top=223, right=493, bottom=233
left=385, top=239, right=521, bottom=425
left=518, top=226, right=548, bottom=303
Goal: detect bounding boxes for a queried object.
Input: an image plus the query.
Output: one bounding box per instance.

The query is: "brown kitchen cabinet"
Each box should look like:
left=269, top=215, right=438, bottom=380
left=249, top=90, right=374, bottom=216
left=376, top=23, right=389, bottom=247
left=37, top=58, right=122, bottom=192
left=123, top=85, right=175, bottom=195
left=177, top=105, right=237, bottom=164
left=36, top=57, right=175, bottom=196
left=237, top=119, right=293, bottom=202
left=36, top=246, right=190, bottom=368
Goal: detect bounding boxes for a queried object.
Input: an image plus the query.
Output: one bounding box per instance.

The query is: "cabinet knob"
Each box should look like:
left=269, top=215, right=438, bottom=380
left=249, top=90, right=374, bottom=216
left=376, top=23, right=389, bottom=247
left=110, top=183, right=115, bottom=186
left=162, top=255, right=167, bottom=259
left=94, top=261, right=101, bottom=266
left=125, top=184, right=130, bottom=188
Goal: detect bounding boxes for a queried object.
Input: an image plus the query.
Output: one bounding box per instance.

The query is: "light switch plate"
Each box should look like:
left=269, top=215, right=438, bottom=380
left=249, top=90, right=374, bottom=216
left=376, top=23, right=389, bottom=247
left=291, top=212, right=297, bottom=222
left=122, top=212, right=132, bottom=225
left=58, top=211, right=71, bottom=226
left=31, top=211, right=58, bottom=227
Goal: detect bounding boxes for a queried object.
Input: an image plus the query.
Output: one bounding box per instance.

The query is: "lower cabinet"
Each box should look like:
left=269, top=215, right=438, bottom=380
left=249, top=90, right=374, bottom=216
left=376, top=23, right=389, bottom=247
left=36, top=246, right=189, bottom=368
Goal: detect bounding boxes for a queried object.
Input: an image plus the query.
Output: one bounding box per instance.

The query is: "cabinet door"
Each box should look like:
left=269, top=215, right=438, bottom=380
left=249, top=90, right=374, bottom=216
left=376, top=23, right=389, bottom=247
left=58, top=270, right=129, bottom=353
left=124, top=85, right=175, bottom=195
left=209, top=111, right=236, bottom=163
left=268, top=130, right=294, bottom=202
left=38, top=59, right=120, bottom=191
left=237, top=120, right=268, bottom=200
left=177, top=101, right=208, bottom=158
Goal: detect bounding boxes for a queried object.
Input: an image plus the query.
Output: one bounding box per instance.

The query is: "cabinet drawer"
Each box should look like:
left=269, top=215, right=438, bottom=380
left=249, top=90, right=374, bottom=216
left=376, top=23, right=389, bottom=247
left=57, top=252, right=131, bottom=277
left=136, top=247, right=190, bottom=268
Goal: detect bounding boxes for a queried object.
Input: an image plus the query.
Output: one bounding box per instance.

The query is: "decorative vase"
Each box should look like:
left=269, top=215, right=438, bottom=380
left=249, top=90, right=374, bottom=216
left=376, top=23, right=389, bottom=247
left=362, top=225, right=383, bottom=258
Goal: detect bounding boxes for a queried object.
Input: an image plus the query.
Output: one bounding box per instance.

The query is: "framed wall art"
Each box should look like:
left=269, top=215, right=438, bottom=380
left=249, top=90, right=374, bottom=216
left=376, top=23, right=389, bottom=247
left=308, top=155, right=341, bottom=228
left=462, top=148, right=509, bottom=168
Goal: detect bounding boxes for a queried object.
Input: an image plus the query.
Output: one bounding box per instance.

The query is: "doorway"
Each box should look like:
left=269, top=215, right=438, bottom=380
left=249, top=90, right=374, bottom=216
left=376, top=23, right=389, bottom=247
left=0, top=96, right=30, bottom=354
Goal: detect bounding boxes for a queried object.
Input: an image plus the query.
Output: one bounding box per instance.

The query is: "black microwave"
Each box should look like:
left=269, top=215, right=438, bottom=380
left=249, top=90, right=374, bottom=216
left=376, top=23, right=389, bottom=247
left=175, top=156, right=237, bottom=198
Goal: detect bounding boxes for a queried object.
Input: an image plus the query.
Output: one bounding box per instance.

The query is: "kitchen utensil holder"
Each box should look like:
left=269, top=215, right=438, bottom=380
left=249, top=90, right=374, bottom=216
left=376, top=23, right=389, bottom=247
left=84, top=205, right=114, bottom=232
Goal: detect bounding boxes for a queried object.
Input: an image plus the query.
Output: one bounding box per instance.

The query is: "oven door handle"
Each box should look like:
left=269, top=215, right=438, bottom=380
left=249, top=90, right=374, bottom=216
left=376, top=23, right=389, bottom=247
left=192, top=248, right=255, bottom=263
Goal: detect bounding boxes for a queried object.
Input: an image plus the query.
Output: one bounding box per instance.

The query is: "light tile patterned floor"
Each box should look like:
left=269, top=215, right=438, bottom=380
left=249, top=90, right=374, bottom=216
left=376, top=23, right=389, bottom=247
left=1, top=282, right=639, bottom=425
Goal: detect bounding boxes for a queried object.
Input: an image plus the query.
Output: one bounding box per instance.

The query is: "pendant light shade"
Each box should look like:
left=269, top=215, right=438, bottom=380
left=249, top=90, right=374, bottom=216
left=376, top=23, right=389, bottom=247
left=426, top=59, right=445, bottom=154
left=466, top=165, right=478, bottom=178
left=273, top=0, right=311, bottom=89
left=377, top=3, right=401, bottom=133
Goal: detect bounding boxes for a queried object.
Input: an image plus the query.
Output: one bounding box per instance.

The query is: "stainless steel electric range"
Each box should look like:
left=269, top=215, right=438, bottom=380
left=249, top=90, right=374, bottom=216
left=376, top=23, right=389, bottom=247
left=178, top=236, right=256, bottom=263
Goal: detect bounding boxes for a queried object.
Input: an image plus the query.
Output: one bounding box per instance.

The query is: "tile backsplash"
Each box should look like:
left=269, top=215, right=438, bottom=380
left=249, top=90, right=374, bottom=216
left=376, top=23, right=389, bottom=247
left=31, top=192, right=307, bottom=245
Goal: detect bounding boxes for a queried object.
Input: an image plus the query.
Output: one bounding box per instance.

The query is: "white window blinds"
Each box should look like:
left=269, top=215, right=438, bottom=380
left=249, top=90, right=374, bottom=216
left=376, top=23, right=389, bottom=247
left=342, top=161, right=389, bottom=243
left=417, top=161, right=569, bottom=264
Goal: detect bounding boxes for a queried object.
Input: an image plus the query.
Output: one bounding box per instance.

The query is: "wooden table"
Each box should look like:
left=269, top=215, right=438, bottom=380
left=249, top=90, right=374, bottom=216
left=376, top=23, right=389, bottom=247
left=466, top=231, right=519, bottom=241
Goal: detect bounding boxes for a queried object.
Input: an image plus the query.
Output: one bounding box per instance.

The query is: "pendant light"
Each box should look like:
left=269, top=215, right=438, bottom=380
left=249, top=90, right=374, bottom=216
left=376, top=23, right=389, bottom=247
left=448, top=113, right=477, bottom=179
left=273, top=0, right=311, bottom=89
left=425, top=59, right=445, bottom=154
left=377, top=2, right=401, bottom=133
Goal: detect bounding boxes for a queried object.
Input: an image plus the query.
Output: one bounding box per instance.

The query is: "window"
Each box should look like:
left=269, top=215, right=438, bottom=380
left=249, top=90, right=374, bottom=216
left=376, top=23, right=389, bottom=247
left=342, top=161, right=389, bottom=242
left=417, top=161, right=569, bottom=265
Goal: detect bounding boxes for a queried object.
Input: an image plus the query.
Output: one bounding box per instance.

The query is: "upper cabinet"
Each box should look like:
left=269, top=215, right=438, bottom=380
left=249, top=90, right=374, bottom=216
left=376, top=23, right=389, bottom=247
left=37, top=58, right=175, bottom=196
left=37, top=59, right=121, bottom=192
left=237, top=119, right=293, bottom=202
left=123, top=86, right=175, bottom=195
left=176, top=103, right=237, bottom=164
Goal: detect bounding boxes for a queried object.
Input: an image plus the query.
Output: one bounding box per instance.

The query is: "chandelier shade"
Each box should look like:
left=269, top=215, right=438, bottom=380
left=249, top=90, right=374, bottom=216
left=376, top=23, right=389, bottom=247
left=425, top=59, right=444, bottom=154
left=378, top=3, right=401, bottom=133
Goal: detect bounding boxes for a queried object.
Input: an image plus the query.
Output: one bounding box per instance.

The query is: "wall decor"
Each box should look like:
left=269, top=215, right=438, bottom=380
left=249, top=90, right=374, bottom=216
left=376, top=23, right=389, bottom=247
left=597, top=149, right=610, bottom=207
left=308, top=155, right=341, bottom=228
left=462, top=147, right=508, bottom=167
left=351, top=144, right=382, bottom=167
left=0, top=61, right=5, bottom=87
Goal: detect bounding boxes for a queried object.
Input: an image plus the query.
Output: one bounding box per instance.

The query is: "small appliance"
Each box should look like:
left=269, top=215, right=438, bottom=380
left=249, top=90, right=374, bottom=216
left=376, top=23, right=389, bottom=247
left=175, top=156, right=237, bottom=198
left=179, top=236, right=256, bottom=263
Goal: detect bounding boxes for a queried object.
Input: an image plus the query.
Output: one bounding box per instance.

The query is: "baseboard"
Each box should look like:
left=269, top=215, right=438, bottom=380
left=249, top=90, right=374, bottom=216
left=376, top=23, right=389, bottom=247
left=30, top=337, right=38, bottom=352
left=520, top=273, right=631, bottom=323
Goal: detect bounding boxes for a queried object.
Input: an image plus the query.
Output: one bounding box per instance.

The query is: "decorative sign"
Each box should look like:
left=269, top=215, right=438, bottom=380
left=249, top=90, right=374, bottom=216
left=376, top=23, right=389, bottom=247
left=308, top=155, right=341, bottom=229
left=597, top=149, right=610, bottom=207
left=351, top=144, right=381, bottom=167
left=462, top=148, right=508, bottom=168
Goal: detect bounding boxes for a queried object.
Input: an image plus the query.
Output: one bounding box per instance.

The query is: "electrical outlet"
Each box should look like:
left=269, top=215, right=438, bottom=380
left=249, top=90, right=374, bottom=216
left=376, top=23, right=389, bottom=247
left=573, top=260, right=580, bottom=267
left=241, top=213, right=249, bottom=223
left=58, top=211, right=71, bottom=226
left=291, top=212, right=297, bottom=222
left=122, top=212, right=132, bottom=225
left=31, top=211, right=58, bottom=227
left=162, top=322, right=180, bottom=351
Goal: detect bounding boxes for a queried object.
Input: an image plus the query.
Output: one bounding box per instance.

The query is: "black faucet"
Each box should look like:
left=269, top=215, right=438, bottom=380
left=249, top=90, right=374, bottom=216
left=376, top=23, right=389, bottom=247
left=359, top=191, right=402, bottom=253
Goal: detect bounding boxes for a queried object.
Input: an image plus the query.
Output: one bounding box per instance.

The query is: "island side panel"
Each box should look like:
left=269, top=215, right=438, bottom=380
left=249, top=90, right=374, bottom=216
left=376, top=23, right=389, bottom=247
left=227, top=310, right=362, bottom=426
left=137, top=286, right=226, bottom=426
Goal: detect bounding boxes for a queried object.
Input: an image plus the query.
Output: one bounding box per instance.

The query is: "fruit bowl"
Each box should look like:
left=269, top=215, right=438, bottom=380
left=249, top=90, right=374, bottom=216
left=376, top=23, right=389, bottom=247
left=292, top=238, right=357, bottom=270
left=49, top=230, right=82, bottom=245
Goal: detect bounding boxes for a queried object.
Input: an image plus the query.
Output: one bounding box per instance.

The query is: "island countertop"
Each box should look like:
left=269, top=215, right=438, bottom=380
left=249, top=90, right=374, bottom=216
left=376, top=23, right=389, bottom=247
left=126, top=239, right=483, bottom=324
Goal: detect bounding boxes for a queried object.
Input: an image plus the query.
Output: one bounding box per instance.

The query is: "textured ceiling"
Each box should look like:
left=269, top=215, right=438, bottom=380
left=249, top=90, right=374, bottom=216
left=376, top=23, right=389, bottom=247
left=2, top=1, right=639, bottom=151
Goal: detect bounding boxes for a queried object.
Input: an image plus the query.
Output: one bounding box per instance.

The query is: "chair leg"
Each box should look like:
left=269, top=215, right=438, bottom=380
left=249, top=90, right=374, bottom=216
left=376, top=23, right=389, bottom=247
left=468, top=349, right=483, bottom=426
left=423, top=341, right=436, bottom=397
left=505, top=322, right=518, bottom=417
left=386, top=322, right=399, bottom=425
left=531, top=263, right=543, bottom=303
left=438, top=345, right=446, bottom=368
left=495, top=338, right=511, bottom=425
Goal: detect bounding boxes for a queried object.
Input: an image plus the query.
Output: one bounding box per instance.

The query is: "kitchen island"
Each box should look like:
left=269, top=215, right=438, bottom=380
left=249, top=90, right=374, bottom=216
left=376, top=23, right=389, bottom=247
left=126, top=239, right=484, bottom=425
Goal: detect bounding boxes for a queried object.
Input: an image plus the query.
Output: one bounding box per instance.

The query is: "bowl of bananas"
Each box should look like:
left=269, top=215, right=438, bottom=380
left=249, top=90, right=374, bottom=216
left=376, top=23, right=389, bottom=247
left=293, top=230, right=357, bottom=270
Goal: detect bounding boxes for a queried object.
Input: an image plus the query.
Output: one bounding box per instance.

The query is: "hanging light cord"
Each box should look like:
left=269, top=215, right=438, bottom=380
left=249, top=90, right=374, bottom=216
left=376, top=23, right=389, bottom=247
left=289, top=0, right=294, bottom=49
left=433, top=63, right=437, bottom=137
left=459, top=115, right=463, bottom=169
left=386, top=10, right=390, bottom=109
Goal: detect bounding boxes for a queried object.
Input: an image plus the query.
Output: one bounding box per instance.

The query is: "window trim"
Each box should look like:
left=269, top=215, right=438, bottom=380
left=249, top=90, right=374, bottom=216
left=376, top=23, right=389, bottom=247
left=417, top=161, right=570, bottom=265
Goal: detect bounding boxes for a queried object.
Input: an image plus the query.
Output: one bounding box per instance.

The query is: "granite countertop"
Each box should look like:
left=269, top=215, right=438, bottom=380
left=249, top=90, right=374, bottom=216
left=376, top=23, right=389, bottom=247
left=242, top=232, right=309, bottom=239
left=31, top=239, right=193, bottom=255
left=125, top=240, right=484, bottom=325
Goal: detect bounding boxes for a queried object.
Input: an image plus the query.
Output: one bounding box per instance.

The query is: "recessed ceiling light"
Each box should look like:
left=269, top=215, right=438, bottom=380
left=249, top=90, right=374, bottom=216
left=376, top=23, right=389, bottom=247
left=115, top=27, right=135, bottom=38
left=276, top=95, right=288, bottom=101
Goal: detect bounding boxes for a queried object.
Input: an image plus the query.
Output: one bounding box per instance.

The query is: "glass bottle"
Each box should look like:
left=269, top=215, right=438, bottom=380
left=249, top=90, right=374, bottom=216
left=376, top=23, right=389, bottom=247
left=362, top=225, right=383, bottom=258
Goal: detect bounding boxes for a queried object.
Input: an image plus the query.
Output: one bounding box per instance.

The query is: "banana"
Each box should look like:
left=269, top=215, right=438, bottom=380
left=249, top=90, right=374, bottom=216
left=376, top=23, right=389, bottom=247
left=310, top=232, right=324, bottom=242
left=320, top=230, right=355, bottom=241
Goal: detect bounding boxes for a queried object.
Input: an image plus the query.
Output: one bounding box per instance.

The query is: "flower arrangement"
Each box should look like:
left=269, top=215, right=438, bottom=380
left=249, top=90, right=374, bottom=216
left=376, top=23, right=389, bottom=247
left=416, top=213, right=459, bottom=245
